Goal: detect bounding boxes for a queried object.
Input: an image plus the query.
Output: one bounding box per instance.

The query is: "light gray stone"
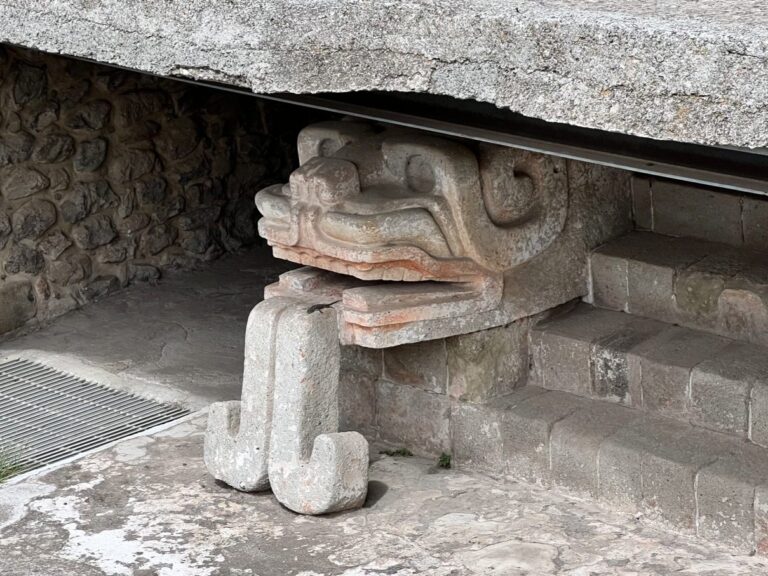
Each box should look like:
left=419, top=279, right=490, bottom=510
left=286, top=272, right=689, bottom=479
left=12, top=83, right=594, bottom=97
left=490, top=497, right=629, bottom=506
left=502, top=390, right=589, bottom=486
left=338, top=345, right=380, bottom=434
left=206, top=297, right=369, bottom=514
left=3, top=1, right=768, bottom=148
left=590, top=250, right=628, bottom=311
left=451, top=387, right=549, bottom=475
left=268, top=303, right=368, bottom=515
left=599, top=416, right=731, bottom=533
left=697, top=446, right=768, bottom=553
left=590, top=317, right=666, bottom=406
left=651, top=180, right=743, bottom=247
left=259, top=122, right=629, bottom=348
left=550, top=401, right=638, bottom=497
left=450, top=401, right=505, bottom=475
left=446, top=318, right=533, bottom=403
left=590, top=232, right=768, bottom=347
left=530, top=305, right=631, bottom=397
left=750, top=380, right=768, bottom=448
left=375, top=379, right=450, bottom=456
left=627, top=326, right=730, bottom=418
left=7, top=410, right=768, bottom=575
left=205, top=298, right=292, bottom=492
left=0, top=278, right=36, bottom=333
left=755, top=485, right=768, bottom=555
left=383, top=340, right=447, bottom=394
left=690, top=342, right=768, bottom=438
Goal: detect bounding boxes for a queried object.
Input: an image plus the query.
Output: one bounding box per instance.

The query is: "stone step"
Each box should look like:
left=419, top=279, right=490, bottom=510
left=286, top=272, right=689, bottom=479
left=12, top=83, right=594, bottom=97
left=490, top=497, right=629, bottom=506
left=451, top=386, right=768, bottom=554
left=589, top=231, right=768, bottom=347
left=530, top=303, right=768, bottom=443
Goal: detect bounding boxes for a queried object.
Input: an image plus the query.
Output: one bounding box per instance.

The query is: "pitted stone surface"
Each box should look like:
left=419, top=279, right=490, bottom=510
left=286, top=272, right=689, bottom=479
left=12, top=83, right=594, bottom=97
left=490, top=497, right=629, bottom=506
left=591, top=231, right=768, bottom=347
left=2, top=1, right=768, bottom=148
left=258, top=122, right=630, bottom=347
left=205, top=297, right=369, bottom=514
left=531, top=303, right=768, bottom=443
left=2, top=415, right=767, bottom=575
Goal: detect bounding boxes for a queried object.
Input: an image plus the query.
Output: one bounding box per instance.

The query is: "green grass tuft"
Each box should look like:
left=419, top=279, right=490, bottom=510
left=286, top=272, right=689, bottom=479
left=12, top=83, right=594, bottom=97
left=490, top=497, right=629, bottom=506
left=0, top=447, right=22, bottom=483
left=379, top=447, right=414, bottom=457
left=437, top=452, right=452, bottom=469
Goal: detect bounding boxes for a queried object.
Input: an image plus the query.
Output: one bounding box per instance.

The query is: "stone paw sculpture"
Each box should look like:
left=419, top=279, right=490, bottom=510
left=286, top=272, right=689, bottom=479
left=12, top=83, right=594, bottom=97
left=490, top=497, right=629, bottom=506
left=204, top=296, right=369, bottom=514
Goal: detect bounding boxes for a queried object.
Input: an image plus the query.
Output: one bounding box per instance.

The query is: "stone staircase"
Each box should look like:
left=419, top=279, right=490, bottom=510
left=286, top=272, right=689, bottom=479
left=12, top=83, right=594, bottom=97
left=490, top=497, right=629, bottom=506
left=452, top=228, right=768, bottom=554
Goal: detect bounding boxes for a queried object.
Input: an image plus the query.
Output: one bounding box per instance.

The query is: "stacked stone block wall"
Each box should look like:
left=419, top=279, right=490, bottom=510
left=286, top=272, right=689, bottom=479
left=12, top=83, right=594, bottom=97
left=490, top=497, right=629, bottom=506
left=631, top=175, right=768, bottom=249
left=0, top=46, right=306, bottom=334
left=339, top=311, right=554, bottom=457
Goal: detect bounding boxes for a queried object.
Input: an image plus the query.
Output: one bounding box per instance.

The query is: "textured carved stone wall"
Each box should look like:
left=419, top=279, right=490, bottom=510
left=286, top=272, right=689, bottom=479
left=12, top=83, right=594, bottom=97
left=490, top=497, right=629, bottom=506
left=338, top=310, right=555, bottom=457
left=0, top=46, right=302, bottom=334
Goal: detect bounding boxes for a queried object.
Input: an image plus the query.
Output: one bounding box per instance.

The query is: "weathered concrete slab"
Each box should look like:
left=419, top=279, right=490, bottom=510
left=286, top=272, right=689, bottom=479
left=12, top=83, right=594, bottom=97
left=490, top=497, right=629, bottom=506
left=0, top=248, right=293, bottom=408
left=2, top=1, right=768, bottom=148
left=2, top=414, right=768, bottom=575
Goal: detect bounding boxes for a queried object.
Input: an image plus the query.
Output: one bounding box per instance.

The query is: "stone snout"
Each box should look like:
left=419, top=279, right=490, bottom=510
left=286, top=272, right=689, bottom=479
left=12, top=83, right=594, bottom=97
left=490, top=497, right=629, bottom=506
left=256, top=121, right=630, bottom=348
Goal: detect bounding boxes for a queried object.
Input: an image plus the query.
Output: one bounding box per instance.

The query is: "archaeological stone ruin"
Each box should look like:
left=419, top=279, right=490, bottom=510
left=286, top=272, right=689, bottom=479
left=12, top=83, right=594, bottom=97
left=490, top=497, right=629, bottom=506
left=2, top=0, right=768, bottom=558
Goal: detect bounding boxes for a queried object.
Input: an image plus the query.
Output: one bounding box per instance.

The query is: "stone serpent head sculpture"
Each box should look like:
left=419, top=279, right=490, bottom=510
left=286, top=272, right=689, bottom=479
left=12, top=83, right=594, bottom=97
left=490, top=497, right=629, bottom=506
left=256, top=120, right=568, bottom=290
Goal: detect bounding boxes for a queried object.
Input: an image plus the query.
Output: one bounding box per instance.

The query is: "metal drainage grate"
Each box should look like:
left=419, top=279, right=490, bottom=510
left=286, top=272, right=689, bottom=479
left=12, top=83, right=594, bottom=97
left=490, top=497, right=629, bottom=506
left=0, top=358, right=189, bottom=473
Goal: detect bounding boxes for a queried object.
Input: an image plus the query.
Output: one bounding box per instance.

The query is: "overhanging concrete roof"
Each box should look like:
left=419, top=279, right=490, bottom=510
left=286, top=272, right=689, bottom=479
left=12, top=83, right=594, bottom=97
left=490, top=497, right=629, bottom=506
left=2, top=0, right=767, bottom=149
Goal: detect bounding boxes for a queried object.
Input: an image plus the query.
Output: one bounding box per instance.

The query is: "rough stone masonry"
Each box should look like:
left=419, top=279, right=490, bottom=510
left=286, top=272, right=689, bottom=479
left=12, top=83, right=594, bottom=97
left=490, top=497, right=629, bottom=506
left=0, top=46, right=300, bottom=336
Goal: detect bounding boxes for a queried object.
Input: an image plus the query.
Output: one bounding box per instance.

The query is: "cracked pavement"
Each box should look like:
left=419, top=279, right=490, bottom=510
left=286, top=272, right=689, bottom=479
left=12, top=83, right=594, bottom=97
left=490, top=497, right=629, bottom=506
left=0, top=248, right=293, bottom=409
left=1, top=413, right=766, bottom=576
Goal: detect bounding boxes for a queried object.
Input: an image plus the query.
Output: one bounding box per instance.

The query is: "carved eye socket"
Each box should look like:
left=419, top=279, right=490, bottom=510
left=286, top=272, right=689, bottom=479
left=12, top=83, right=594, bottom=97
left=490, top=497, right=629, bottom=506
left=481, top=161, right=538, bottom=227
left=318, top=138, right=341, bottom=158
left=405, top=154, right=435, bottom=194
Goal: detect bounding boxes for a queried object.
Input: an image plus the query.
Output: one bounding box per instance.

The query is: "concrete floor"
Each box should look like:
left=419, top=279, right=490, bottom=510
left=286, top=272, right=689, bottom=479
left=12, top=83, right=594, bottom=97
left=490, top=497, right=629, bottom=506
left=0, top=249, right=765, bottom=575
left=2, top=414, right=767, bottom=576
left=0, top=248, right=292, bottom=409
